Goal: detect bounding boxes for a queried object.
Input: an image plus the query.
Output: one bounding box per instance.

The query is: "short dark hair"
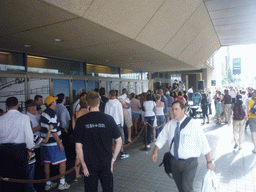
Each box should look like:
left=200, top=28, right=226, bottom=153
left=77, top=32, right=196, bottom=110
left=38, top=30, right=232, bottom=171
left=79, top=92, right=87, bottom=98
left=99, top=87, right=106, bottom=96
left=34, top=95, right=43, bottom=101
left=146, top=94, right=154, bottom=101
left=56, top=93, right=65, bottom=103
left=172, top=100, right=185, bottom=109
left=235, top=94, right=243, bottom=105
left=122, top=88, right=128, bottom=94
left=25, top=99, right=36, bottom=109
left=6, top=97, right=18, bottom=108
left=109, top=90, right=116, bottom=97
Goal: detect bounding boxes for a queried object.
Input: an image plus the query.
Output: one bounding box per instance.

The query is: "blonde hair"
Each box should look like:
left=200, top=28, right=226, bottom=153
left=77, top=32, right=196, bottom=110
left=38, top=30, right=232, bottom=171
left=156, top=94, right=161, bottom=101
left=86, top=91, right=100, bottom=108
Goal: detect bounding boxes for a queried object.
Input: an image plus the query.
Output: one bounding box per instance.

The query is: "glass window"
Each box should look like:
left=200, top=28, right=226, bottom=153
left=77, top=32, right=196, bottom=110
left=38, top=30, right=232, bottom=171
left=0, top=77, right=26, bottom=112
left=128, top=82, right=135, bottom=94
left=121, top=68, right=141, bottom=79
left=72, top=80, right=86, bottom=103
left=111, top=81, right=119, bottom=92
left=142, top=72, right=148, bottom=80
left=53, top=79, right=70, bottom=105
left=88, top=80, right=95, bottom=91
left=29, top=78, right=50, bottom=111
left=27, top=55, right=85, bottom=76
left=107, top=81, right=111, bottom=93
left=0, top=51, right=25, bottom=72
left=142, top=82, right=148, bottom=93
left=87, top=64, right=119, bottom=78
left=136, top=82, right=142, bottom=95
left=121, top=82, right=128, bottom=92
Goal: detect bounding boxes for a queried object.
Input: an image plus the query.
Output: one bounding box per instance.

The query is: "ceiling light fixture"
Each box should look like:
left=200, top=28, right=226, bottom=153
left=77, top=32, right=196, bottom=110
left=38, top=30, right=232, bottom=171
left=55, top=39, right=62, bottom=42
left=24, top=45, right=31, bottom=48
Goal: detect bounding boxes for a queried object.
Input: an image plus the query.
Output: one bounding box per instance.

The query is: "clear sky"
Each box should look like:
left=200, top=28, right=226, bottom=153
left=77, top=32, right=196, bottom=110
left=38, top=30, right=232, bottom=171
left=228, top=44, right=256, bottom=85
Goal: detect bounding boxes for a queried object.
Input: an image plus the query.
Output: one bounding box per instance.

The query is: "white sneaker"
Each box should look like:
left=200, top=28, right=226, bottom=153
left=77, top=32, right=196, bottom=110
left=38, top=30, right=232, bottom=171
left=58, top=182, right=71, bottom=190
left=120, top=152, right=130, bottom=160
left=45, top=182, right=57, bottom=191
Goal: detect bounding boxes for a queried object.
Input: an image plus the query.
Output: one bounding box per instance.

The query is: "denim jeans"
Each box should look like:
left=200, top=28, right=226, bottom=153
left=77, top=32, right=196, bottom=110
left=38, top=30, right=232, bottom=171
left=145, top=116, right=155, bottom=144
left=27, top=163, right=37, bottom=192
left=156, top=115, right=165, bottom=138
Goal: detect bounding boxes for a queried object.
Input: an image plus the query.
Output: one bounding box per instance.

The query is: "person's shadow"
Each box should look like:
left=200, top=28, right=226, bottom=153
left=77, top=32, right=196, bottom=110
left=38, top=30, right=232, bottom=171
left=214, top=151, right=256, bottom=182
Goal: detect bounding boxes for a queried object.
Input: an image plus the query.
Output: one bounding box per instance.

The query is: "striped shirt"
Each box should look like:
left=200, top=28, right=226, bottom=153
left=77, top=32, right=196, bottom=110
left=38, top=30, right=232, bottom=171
left=29, top=135, right=43, bottom=165
left=40, top=108, right=62, bottom=146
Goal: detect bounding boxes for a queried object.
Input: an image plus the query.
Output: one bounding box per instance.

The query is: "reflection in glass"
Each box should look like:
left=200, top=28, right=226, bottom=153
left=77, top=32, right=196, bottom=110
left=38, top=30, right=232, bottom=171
left=29, top=78, right=50, bottom=111
left=121, top=68, right=141, bottom=80
left=142, top=72, right=148, bottom=80
left=87, top=64, right=119, bottom=78
left=72, top=80, right=86, bottom=103
left=136, top=82, right=142, bottom=95
left=88, top=80, right=95, bottom=91
left=0, top=77, right=26, bottom=112
left=111, top=81, right=119, bottom=92
left=53, top=79, right=70, bottom=105
left=129, top=82, right=135, bottom=94
left=28, top=55, right=85, bottom=76
left=0, top=51, right=25, bottom=72
left=143, top=82, right=148, bottom=93
left=121, top=82, right=128, bottom=91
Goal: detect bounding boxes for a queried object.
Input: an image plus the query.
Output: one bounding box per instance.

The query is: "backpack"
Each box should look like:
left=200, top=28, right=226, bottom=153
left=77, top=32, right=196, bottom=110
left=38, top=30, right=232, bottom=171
left=233, top=105, right=245, bottom=120
left=251, top=98, right=256, bottom=115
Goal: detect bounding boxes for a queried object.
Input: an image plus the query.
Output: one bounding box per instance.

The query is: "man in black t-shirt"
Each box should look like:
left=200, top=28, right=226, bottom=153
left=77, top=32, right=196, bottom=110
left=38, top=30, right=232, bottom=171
left=74, top=91, right=122, bottom=192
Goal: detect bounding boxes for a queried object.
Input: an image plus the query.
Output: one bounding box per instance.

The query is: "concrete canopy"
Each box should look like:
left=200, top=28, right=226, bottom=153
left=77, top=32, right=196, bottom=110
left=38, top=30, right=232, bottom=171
left=0, top=0, right=250, bottom=72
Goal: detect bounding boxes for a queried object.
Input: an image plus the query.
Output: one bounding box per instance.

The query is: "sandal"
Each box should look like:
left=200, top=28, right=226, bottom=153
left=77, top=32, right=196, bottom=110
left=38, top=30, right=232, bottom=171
left=74, top=175, right=83, bottom=182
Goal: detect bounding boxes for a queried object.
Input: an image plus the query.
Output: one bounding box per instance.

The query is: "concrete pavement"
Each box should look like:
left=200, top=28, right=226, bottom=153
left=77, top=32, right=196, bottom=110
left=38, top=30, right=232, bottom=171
left=50, top=114, right=256, bottom=192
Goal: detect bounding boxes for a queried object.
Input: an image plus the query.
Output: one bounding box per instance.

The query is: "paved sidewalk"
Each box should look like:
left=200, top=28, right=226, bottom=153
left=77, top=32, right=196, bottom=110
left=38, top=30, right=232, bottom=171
left=50, top=115, right=256, bottom=192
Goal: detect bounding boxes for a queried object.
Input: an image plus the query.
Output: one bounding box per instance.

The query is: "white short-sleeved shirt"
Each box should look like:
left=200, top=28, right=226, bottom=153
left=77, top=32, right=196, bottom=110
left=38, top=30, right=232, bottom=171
left=144, top=101, right=156, bottom=117
left=26, top=112, right=40, bottom=136
left=155, top=116, right=211, bottom=159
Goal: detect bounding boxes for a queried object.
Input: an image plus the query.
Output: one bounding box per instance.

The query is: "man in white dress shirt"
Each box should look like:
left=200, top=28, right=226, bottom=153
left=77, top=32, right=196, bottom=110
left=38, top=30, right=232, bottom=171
left=0, top=97, right=34, bottom=192
left=151, top=100, right=214, bottom=192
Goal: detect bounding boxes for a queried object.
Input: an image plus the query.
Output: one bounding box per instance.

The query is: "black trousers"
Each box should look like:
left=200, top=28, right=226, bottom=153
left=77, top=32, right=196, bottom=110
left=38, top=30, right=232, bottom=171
left=0, top=143, right=28, bottom=192
left=171, top=157, right=198, bottom=192
left=84, top=167, right=113, bottom=192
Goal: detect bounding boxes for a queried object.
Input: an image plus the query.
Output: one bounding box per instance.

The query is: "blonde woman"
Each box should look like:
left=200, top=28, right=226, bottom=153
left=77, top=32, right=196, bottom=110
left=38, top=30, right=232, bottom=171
left=72, top=97, right=89, bottom=181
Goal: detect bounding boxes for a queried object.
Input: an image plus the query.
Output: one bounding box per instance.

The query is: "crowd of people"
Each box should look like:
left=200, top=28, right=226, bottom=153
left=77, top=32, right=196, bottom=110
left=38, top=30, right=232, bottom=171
left=1, top=80, right=256, bottom=192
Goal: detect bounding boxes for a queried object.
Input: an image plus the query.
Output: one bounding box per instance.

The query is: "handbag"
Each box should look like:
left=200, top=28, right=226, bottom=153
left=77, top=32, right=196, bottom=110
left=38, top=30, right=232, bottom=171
left=159, top=117, right=192, bottom=178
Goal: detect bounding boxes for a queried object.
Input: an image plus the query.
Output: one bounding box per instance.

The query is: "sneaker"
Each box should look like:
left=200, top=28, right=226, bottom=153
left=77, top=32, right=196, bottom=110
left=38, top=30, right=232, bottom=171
left=252, top=147, right=256, bottom=153
left=120, top=152, right=130, bottom=160
left=146, top=144, right=150, bottom=148
left=45, top=182, right=57, bottom=191
left=234, top=144, right=238, bottom=149
left=58, top=182, right=71, bottom=190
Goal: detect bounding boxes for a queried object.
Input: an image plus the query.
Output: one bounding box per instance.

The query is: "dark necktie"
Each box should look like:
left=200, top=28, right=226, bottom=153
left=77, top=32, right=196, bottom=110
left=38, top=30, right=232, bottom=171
left=174, top=121, right=180, bottom=160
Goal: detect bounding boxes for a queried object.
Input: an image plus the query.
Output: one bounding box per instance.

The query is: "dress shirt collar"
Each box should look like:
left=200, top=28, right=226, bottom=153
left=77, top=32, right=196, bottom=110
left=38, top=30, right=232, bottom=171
left=176, top=115, right=187, bottom=125
left=6, top=109, right=20, bottom=114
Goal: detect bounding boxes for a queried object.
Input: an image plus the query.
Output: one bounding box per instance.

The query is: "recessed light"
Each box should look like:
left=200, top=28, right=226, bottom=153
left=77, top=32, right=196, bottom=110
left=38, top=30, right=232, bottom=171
left=55, top=39, right=62, bottom=42
left=24, top=45, right=31, bottom=48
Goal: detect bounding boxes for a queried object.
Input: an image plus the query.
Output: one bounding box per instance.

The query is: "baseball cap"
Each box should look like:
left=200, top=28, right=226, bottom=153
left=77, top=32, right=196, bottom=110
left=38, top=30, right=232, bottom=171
left=45, top=96, right=58, bottom=106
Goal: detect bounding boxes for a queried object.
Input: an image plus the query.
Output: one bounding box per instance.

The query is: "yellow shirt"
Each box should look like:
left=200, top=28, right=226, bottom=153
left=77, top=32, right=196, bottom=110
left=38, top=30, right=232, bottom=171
left=248, top=98, right=256, bottom=118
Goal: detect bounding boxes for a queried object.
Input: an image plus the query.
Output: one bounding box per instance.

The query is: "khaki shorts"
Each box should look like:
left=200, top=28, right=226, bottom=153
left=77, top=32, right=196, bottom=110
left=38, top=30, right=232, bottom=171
left=124, top=113, right=133, bottom=128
